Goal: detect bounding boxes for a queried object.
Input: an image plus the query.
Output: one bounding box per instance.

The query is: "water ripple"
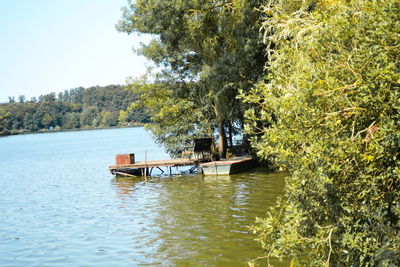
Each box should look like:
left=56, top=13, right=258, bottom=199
left=0, top=128, right=286, bottom=266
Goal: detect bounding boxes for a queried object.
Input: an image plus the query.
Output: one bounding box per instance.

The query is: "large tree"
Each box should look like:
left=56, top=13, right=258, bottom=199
left=117, top=0, right=267, bottom=158
left=244, top=0, right=400, bottom=265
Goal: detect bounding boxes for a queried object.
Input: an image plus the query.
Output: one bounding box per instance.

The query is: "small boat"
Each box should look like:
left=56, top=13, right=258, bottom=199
left=199, top=156, right=254, bottom=175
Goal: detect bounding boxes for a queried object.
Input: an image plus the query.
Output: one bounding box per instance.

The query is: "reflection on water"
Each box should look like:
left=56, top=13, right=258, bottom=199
left=112, top=171, right=287, bottom=266
left=0, top=128, right=287, bottom=266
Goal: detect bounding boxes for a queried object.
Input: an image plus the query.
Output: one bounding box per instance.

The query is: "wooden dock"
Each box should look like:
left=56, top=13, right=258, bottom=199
left=109, top=158, right=202, bottom=176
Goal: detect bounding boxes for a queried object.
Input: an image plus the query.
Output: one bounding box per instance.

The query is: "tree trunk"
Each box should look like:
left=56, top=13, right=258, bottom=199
left=228, top=122, right=233, bottom=147
left=218, top=118, right=227, bottom=159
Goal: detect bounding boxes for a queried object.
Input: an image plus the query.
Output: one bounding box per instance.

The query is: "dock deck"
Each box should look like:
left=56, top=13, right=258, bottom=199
left=109, top=158, right=202, bottom=176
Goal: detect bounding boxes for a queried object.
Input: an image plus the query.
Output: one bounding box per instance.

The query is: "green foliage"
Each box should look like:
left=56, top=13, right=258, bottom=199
left=80, top=106, right=100, bottom=127
left=0, top=106, right=10, bottom=136
left=1, top=85, right=150, bottom=135
left=100, top=111, right=118, bottom=127
left=118, top=110, right=128, bottom=125
left=118, top=0, right=267, bottom=157
left=126, top=76, right=211, bottom=156
left=63, top=112, right=81, bottom=129
left=244, top=0, right=400, bottom=265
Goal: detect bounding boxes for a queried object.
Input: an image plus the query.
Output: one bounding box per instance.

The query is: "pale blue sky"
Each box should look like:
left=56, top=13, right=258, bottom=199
left=0, top=0, right=149, bottom=103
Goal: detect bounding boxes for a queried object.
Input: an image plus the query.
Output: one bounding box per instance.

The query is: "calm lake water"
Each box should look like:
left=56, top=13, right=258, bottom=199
left=0, top=127, right=286, bottom=266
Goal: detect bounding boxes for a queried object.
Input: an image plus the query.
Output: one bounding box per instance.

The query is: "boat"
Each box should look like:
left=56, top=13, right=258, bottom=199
left=199, top=156, right=254, bottom=175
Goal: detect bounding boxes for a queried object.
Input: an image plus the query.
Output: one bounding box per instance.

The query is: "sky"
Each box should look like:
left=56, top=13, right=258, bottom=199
left=0, top=0, right=149, bottom=103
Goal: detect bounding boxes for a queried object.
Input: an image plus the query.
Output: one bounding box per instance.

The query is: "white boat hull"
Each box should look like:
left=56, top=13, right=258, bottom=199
left=200, top=156, right=254, bottom=175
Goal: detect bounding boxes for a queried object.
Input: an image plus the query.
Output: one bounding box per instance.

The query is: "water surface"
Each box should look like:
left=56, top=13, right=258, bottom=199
left=0, top=128, right=286, bottom=266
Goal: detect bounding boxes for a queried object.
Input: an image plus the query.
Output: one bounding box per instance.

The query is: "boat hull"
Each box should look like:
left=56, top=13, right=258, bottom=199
left=200, top=156, right=254, bottom=175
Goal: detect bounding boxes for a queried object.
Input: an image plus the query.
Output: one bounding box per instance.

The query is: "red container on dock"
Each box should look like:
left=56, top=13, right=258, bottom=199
left=115, top=154, right=135, bottom=165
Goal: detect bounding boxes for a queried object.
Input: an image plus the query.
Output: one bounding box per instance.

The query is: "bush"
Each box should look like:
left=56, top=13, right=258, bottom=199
left=244, top=0, right=400, bottom=265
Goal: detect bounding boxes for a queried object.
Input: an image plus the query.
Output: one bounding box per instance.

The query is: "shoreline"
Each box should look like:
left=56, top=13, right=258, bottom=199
left=0, top=124, right=145, bottom=138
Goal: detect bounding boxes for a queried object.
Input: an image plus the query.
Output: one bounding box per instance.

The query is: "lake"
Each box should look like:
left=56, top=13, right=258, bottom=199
left=0, top=127, right=286, bottom=266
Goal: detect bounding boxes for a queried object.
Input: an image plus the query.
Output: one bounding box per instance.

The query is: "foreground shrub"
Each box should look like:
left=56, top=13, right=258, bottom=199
left=244, top=0, right=400, bottom=265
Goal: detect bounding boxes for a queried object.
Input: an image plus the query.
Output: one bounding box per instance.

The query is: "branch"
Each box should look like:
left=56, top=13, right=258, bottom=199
left=326, top=227, right=334, bottom=267
left=185, top=1, right=233, bottom=14
left=353, top=121, right=375, bottom=139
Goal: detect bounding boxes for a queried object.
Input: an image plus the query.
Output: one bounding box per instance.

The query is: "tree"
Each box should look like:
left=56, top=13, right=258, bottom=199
left=100, top=111, right=118, bottom=127
left=18, top=95, right=26, bottom=103
left=62, top=112, right=81, bottom=129
left=41, top=114, right=53, bottom=128
left=117, top=0, right=267, bottom=158
left=0, top=106, right=10, bottom=136
left=80, top=106, right=99, bottom=128
left=127, top=106, right=150, bottom=124
left=244, top=0, right=400, bottom=265
left=23, top=113, right=39, bottom=132
left=118, top=110, right=128, bottom=125
left=126, top=77, right=212, bottom=155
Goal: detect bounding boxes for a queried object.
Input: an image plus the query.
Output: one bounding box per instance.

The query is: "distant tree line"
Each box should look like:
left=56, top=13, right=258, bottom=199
left=0, top=85, right=150, bottom=136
